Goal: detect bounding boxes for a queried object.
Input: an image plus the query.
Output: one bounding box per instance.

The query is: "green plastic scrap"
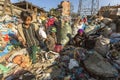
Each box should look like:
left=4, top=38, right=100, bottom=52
left=0, top=64, right=10, bottom=73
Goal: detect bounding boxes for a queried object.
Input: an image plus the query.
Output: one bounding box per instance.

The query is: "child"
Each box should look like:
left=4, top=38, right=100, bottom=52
left=46, top=27, right=57, bottom=51
left=17, top=11, right=40, bottom=63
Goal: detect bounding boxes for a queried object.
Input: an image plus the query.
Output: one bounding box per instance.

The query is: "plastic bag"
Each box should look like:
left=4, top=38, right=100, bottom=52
left=84, top=25, right=96, bottom=35
left=39, top=27, right=47, bottom=39
left=95, top=36, right=110, bottom=57
left=54, top=44, right=63, bottom=53
left=60, top=22, right=72, bottom=45
left=68, top=59, right=79, bottom=69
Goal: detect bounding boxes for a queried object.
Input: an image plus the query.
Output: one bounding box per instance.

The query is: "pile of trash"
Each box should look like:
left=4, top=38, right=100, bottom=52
left=0, top=14, right=120, bottom=80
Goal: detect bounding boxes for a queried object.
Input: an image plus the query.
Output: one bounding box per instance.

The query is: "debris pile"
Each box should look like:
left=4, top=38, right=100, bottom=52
left=0, top=1, right=120, bottom=80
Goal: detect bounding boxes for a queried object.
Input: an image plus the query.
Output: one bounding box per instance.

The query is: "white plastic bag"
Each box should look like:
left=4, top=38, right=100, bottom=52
left=39, top=27, right=47, bottom=39
left=68, top=59, right=79, bottom=69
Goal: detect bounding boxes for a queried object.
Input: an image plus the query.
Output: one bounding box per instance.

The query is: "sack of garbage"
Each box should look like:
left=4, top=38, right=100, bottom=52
left=94, top=36, right=110, bottom=57
left=84, top=25, right=96, bottom=35
left=101, top=27, right=112, bottom=38
left=60, top=22, right=72, bottom=46
left=101, top=18, right=112, bottom=25
left=110, top=33, right=120, bottom=38
left=84, top=51, right=118, bottom=77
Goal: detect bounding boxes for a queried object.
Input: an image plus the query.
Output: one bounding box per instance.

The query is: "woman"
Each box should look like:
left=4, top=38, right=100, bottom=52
left=73, top=29, right=86, bottom=47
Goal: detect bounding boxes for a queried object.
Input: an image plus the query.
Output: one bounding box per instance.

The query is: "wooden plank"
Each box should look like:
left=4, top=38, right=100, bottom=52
left=3, top=0, right=8, bottom=15
left=0, top=2, right=26, bottom=16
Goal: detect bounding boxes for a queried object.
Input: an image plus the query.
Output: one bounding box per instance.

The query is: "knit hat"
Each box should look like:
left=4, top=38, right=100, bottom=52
left=78, top=29, right=84, bottom=33
left=51, top=27, right=56, bottom=32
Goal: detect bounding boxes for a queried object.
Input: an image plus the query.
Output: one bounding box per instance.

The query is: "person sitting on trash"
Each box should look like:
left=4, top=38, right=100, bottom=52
left=73, top=29, right=86, bottom=47
left=45, top=27, right=57, bottom=51
left=17, top=11, right=41, bottom=64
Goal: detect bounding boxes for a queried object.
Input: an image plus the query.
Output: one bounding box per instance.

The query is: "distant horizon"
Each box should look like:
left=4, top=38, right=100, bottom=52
left=11, top=0, right=120, bottom=12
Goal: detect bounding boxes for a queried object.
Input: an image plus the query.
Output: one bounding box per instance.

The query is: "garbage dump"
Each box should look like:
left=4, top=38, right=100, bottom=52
left=0, top=0, right=120, bottom=80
